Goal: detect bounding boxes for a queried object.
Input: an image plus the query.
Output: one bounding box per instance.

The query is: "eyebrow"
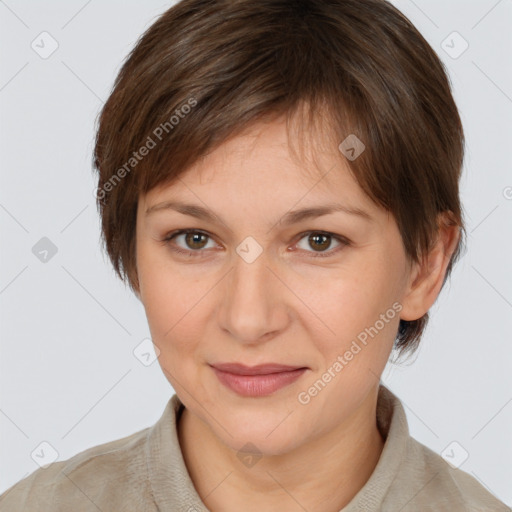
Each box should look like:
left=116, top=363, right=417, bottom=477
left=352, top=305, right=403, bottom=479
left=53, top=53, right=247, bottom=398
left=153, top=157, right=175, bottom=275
left=145, top=200, right=373, bottom=227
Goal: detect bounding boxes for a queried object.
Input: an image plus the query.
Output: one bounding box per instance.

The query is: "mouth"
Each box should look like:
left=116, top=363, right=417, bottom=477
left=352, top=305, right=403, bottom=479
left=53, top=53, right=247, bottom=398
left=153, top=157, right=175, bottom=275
left=209, top=362, right=308, bottom=397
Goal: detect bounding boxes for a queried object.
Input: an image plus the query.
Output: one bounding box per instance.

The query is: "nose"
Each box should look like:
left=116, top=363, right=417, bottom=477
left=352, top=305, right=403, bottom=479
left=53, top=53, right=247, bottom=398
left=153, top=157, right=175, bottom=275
left=217, top=246, right=290, bottom=345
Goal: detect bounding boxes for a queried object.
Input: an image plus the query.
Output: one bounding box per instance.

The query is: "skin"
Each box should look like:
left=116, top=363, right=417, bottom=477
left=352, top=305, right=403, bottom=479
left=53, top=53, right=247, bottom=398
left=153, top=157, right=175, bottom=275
left=134, top=116, right=460, bottom=512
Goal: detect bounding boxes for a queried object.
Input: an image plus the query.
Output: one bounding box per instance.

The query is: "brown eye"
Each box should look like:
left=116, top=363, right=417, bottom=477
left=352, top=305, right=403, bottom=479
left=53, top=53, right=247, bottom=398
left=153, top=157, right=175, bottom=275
left=308, top=233, right=331, bottom=251
left=163, top=229, right=216, bottom=257
left=294, top=231, right=348, bottom=258
left=183, top=231, right=209, bottom=250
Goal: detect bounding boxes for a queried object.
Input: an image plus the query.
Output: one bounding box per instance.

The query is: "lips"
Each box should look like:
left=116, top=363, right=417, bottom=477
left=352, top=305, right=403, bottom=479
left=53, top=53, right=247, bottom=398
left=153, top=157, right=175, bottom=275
left=210, top=362, right=306, bottom=375
left=210, top=362, right=308, bottom=397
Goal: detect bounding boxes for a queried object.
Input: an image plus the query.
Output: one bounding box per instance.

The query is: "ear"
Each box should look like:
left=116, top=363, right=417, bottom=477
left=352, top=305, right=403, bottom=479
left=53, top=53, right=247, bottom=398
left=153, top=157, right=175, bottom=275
left=400, top=212, right=461, bottom=322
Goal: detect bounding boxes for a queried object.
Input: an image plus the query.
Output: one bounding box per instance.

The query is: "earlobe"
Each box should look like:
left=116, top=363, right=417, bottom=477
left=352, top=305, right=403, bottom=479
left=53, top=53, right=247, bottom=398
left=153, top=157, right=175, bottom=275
left=399, top=213, right=461, bottom=322
left=399, top=259, right=427, bottom=322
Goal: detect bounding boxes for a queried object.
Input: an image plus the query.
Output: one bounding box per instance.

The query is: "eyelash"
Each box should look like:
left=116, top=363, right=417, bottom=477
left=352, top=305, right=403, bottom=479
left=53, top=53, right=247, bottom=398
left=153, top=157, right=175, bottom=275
left=161, top=229, right=350, bottom=259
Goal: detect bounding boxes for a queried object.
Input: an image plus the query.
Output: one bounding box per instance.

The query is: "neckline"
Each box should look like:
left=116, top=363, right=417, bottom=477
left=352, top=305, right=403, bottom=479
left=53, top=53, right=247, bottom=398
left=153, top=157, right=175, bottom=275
left=145, top=383, right=409, bottom=511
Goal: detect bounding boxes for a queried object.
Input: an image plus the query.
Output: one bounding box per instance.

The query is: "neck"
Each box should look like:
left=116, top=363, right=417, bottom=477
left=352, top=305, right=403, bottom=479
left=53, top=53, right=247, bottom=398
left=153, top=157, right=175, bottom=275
left=177, top=385, right=385, bottom=512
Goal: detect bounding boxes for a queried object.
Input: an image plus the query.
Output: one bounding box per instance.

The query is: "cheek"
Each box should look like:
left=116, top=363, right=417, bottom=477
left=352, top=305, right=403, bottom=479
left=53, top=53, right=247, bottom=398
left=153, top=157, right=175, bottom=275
left=298, top=263, right=401, bottom=364
left=143, top=276, right=199, bottom=341
left=140, top=270, right=208, bottom=389
left=294, top=265, right=386, bottom=332
left=137, top=245, right=219, bottom=365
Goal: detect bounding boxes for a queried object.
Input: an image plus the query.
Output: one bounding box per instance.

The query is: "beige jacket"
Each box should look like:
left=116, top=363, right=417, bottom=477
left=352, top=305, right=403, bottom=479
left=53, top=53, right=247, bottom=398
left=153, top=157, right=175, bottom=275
left=0, top=384, right=509, bottom=511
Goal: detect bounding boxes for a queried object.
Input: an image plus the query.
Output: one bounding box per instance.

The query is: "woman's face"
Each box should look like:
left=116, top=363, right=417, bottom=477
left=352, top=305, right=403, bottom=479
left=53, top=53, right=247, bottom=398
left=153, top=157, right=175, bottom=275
left=135, top=117, right=413, bottom=455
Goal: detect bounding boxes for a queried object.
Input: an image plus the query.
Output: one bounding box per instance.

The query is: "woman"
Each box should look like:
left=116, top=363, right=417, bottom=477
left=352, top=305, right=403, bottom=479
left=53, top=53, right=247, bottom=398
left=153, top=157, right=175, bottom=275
left=1, top=0, right=509, bottom=510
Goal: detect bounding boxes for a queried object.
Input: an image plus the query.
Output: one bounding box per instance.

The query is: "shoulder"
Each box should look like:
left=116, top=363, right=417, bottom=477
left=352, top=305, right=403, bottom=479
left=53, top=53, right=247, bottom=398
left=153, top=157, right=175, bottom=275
left=371, top=385, right=510, bottom=511
left=387, top=435, right=510, bottom=511
left=0, top=426, right=154, bottom=512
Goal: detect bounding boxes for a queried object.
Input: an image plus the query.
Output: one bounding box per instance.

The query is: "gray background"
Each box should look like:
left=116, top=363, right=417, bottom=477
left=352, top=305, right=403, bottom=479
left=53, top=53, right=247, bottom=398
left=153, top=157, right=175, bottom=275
left=1, top=0, right=511, bottom=506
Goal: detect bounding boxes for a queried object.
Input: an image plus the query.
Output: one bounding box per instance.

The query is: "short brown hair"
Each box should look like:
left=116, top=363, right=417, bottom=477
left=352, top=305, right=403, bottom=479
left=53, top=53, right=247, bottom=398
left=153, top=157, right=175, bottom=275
left=93, top=0, right=467, bottom=361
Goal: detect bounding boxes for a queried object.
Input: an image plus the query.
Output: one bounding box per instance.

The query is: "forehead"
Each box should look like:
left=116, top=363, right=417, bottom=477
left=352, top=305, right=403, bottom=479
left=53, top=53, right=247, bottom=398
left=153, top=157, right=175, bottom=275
left=142, top=116, right=371, bottom=209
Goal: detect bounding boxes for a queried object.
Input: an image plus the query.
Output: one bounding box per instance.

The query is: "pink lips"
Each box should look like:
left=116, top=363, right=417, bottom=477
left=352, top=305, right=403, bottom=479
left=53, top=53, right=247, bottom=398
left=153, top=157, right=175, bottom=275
left=210, top=362, right=307, bottom=397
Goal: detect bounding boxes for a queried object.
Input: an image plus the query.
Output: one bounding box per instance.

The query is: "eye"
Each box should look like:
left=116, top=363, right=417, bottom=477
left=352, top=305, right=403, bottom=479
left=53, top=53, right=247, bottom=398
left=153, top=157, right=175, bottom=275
left=293, top=231, right=349, bottom=258
left=162, top=229, right=218, bottom=257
